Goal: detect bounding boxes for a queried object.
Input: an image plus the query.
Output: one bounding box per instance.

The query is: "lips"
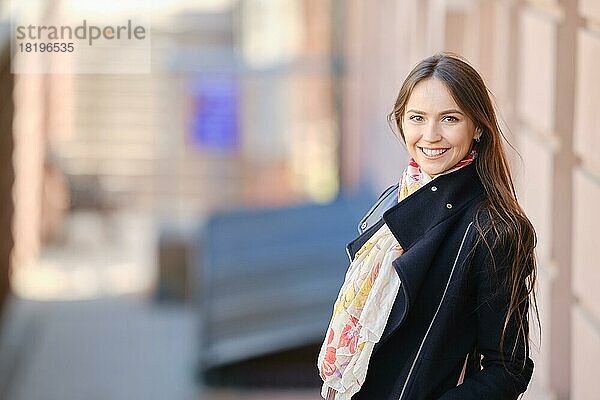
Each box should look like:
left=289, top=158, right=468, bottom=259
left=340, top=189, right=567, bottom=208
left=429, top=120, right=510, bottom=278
left=420, top=147, right=449, bottom=158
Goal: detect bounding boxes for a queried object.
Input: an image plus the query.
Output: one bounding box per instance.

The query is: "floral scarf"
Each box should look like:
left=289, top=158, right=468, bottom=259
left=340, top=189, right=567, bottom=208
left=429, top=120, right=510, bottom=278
left=317, top=148, right=478, bottom=399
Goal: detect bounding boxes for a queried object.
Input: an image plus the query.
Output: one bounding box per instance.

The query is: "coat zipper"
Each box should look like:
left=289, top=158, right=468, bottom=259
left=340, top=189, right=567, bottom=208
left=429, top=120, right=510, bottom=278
left=397, top=221, right=473, bottom=400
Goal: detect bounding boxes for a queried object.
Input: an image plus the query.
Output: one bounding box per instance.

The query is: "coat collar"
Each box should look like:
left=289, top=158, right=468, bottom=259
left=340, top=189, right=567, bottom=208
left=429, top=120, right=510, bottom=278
left=382, top=162, right=485, bottom=251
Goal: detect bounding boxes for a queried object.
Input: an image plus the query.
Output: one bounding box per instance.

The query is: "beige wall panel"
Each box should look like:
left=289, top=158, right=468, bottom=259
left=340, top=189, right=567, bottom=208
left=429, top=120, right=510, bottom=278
left=571, top=306, right=600, bottom=400
left=572, top=168, right=600, bottom=322
left=574, top=29, right=600, bottom=171
left=517, top=10, right=556, bottom=133
left=516, top=131, right=553, bottom=262
left=529, top=265, right=554, bottom=395
left=477, top=0, right=495, bottom=83
left=363, top=0, right=413, bottom=192
left=580, top=0, right=600, bottom=22
left=445, top=9, right=467, bottom=56
left=427, top=0, right=447, bottom=52
left=490, top=1, right=512, bottom=107
left=513, top=125, right=553, bottom=396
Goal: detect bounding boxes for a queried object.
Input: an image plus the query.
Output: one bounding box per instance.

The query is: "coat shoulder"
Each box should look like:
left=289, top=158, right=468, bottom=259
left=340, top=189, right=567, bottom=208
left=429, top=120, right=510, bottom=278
left=357, top=183, right=399, bottom=234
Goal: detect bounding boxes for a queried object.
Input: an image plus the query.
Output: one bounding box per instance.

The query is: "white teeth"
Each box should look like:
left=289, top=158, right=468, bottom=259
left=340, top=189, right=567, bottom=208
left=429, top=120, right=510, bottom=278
left=421, top=147, right=448, bottom=157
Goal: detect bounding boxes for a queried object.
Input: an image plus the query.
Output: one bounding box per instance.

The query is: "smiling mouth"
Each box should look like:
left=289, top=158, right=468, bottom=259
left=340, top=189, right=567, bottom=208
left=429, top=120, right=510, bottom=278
left=420, top=147, right=450, bottom=158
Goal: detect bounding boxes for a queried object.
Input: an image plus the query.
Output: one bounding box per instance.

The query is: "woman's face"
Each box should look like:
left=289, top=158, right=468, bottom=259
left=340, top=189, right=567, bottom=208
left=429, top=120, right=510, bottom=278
left=401, top=78, right=479, bottom=176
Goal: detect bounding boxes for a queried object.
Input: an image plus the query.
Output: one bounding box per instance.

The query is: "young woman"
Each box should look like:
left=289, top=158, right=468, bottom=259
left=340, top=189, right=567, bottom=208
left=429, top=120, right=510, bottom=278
left=317, top=52, right=539, bottom=399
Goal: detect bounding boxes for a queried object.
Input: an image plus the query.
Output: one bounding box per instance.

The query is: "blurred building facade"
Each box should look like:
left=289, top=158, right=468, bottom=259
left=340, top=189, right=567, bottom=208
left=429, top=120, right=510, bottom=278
left=340, top=0, right=598, bottom=399
left=10, top=0, right=340, bottom=267
left=42, top=0, right=340, bottom=220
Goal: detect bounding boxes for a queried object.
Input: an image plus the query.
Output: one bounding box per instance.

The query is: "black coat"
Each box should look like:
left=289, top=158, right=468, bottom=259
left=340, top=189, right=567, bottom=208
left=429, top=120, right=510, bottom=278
left=345, top=163, right=534, bottom=400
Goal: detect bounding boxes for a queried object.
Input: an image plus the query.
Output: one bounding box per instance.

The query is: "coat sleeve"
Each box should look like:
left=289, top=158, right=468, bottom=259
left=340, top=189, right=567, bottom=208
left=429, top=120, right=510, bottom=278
left=437, top=235, right=534, bottom=400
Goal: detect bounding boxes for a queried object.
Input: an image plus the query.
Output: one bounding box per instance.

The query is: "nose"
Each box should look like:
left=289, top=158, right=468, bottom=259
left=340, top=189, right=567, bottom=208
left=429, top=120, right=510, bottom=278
left=422, top=122, right=442, bottom=143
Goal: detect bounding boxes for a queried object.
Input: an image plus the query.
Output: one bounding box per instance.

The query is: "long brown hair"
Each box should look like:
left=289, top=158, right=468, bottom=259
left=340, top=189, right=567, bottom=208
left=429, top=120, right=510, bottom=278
left=388, top=52, right=539, bottom=370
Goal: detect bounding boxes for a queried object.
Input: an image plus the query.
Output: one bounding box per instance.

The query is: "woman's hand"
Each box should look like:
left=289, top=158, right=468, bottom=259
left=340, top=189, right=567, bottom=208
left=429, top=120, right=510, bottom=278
left=326, top=387, right=336, bottom=399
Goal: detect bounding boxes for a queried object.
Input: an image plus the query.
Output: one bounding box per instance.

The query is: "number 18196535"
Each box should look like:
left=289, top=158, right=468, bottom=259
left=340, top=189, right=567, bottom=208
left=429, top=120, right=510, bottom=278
left=18, top=42, right=74, bottom=52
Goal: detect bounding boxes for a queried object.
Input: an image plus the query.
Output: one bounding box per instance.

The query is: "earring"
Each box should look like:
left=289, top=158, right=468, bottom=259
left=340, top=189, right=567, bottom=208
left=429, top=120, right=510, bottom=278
left=475, top=136, right=481, bottom=142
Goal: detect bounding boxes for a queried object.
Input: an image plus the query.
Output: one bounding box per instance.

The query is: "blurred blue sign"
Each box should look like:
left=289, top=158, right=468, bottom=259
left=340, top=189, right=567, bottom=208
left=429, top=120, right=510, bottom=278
left=190, top=76, right=239, bottom=151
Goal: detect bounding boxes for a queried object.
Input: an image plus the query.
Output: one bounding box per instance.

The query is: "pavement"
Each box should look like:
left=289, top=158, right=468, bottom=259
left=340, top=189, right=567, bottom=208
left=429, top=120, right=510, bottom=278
left=0, top=211, right=320, bottom=400
left=0, top=295, right=320, bottom=400
left=0, top=296, right=198, bottom=400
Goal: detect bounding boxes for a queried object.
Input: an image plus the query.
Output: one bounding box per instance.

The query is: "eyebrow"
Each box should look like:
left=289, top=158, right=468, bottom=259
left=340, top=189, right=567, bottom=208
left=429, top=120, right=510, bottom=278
left=406, top=109, right=464, bottom=115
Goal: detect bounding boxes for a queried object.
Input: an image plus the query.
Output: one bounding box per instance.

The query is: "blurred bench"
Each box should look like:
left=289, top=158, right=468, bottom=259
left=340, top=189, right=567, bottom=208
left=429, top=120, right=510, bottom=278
left=196, top=194, right=371, bottom=375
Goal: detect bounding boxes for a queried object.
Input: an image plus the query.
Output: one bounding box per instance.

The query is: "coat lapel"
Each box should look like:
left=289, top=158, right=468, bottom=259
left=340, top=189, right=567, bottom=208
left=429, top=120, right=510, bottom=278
left=375, top=216, right=457, bottom=348
left=346, top=163, right=485, bottom=349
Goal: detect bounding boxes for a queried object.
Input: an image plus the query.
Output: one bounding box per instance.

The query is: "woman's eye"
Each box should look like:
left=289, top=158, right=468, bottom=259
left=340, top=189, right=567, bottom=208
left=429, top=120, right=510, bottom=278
left=409, top=115, right=423, bottom=122
left=443, top=116, right=459, bottom=123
